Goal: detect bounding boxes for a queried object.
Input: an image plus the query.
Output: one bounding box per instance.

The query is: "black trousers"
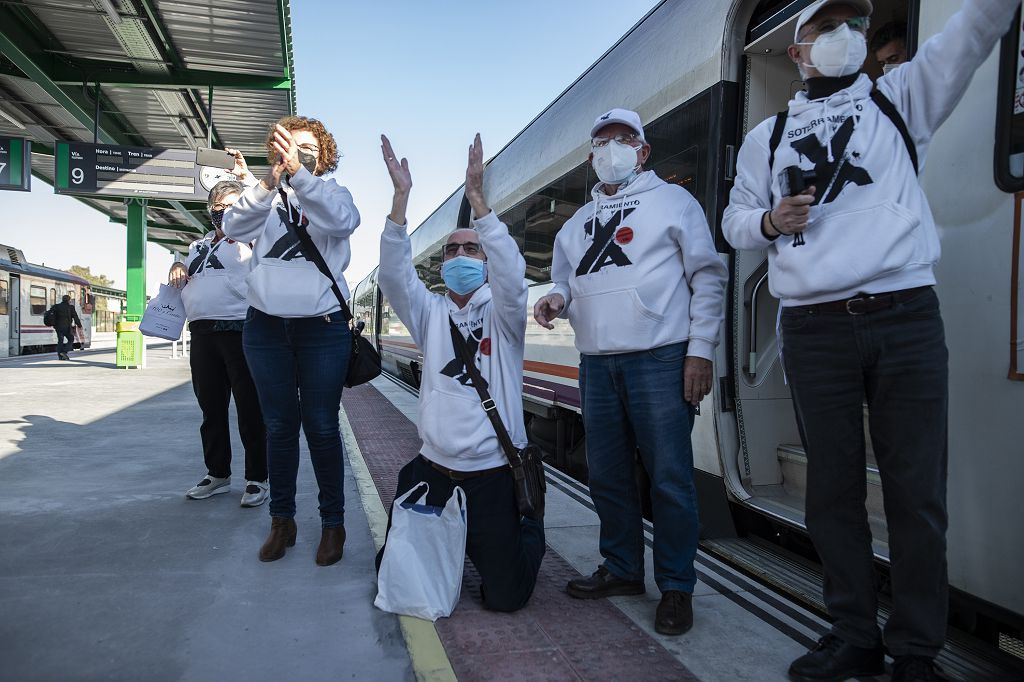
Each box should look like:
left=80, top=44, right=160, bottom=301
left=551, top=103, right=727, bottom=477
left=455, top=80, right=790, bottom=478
left=189, top=330, right=267, bottom=482
left=781, top=288, right=948, bottom=658
left=378, top=455, right=545, bottom=613
left=56, top=326, right=75, bottom=355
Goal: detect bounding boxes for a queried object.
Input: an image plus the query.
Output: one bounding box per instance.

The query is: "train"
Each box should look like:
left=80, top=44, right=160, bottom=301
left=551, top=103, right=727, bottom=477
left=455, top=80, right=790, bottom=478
left=350, top=0, right=1023, bottom=660
left=0, top=244, right=93, bottom=358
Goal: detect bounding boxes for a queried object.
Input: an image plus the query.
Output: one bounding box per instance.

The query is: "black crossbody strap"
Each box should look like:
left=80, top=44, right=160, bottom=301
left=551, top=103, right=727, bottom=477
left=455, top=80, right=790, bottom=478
left=870, top=88, right=919, bottom=175
left=767, top=110, right=788, bottom=172
left=278, top=188, right=353, bottom=322
left=447, top=316, right=520, bottom=467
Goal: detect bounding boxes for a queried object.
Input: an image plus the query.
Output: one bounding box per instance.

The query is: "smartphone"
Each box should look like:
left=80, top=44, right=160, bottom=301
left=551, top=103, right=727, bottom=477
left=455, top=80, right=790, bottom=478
left=196, top=147, right=235, bottom=169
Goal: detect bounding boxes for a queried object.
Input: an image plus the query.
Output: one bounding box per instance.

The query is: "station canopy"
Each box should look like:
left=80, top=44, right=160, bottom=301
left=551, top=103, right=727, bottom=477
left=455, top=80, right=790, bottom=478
left=0, top=0, right=296, bottom=254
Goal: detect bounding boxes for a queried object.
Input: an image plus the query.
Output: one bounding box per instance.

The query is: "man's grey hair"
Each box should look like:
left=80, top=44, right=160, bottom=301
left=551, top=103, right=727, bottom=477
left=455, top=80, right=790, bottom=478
left=207, top=180, right=245, bottom=213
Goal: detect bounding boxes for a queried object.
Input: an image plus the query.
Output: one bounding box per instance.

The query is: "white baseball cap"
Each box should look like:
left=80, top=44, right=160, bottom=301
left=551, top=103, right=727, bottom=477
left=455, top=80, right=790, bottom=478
left=591, top=108, right=646, bottom=142
left=794, top=0, right=873, bottom=43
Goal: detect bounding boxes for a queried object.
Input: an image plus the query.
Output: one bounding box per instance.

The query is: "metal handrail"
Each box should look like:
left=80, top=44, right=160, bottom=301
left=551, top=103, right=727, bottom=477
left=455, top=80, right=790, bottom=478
left=747, top=272, right=769, bottom=376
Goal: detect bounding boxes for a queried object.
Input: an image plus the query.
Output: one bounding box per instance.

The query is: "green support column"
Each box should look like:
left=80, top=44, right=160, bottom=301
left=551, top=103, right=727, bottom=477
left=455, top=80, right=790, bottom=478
left=125, top=198, right=148, bottom=316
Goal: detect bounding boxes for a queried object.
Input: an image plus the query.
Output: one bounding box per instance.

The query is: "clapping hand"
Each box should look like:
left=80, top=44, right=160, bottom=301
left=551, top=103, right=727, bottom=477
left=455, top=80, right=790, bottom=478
left=271, top=124, right=301, bottom=176
left=465, top=133, right=490, bottom=219
left=381, top=134, right=411, bottom=226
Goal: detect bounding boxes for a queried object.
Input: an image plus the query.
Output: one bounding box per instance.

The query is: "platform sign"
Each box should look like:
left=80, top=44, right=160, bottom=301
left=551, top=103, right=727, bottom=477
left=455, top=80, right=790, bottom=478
left=53, top=141, right=210, bottom=201
left=0, top=136, right=31, bottom=192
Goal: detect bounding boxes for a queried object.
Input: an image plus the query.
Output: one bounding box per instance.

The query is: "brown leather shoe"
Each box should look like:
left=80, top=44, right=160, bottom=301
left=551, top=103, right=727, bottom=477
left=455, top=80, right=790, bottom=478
left=566, top=565, right=645, bottom=599
left=258, top=517, right=296, bottom=562
left=315, top=525, right=345, bottom=566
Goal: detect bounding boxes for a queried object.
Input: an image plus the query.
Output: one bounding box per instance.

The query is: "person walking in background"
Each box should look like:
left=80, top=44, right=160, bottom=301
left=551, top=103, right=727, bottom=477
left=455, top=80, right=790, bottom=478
left=222, top=116, right=360, bottom=567
left=533, top=108, right=727, bottom=636
left=722, top=1, right=1020, bottom=679
left=47, top=294, right=81, bottom=361
left=170, top=177, right=268, bottom=508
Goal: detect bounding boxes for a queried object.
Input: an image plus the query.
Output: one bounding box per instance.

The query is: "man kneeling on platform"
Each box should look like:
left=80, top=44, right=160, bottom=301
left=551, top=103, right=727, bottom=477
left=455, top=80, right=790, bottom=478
left=375, top=133, right=545, bottom=612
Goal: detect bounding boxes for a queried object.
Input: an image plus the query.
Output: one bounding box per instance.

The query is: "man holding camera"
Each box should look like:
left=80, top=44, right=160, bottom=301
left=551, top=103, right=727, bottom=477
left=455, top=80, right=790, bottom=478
left=723, top=1, right=1019, bottom=680
left=376, top=134, right=544, bottom=612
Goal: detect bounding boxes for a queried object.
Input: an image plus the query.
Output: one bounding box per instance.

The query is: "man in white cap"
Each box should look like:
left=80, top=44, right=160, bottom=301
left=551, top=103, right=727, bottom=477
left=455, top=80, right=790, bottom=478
left=534, top=108, right=727, bottom=636
left=723, top=1, right=1019, bottom=680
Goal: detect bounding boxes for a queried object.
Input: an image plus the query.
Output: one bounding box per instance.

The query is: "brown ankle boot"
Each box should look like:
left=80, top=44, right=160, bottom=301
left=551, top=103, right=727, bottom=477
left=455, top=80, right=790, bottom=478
left=258, top=517, right=296, bottom=562
left=315, top=525, right=345, bottom=566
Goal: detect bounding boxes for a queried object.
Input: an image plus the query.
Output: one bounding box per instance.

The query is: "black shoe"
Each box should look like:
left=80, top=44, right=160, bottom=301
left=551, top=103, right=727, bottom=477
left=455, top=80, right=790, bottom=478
left=566, top=565, right=645, bottom=599
left=655, top=590, right=693, bottom=635
left=788, top=633, right=884, bottom=681
left=891, top=656, right=941, bottom=682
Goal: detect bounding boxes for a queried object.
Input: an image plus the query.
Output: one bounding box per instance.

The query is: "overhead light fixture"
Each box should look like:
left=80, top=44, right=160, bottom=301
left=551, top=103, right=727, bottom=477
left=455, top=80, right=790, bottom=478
left=95, top=0, right=122, bottom=25
left=0, top=104, right=26, bottom=130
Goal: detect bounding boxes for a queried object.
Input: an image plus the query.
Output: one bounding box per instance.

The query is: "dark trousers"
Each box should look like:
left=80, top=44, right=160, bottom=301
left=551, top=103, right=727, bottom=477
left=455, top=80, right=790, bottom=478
left=189, top=330, right=267, bottom=482
left=242, top=308, right=350, bottom=527
left=56, top=326, right=75, bottom=355
left=379, top=455, right=545, bottom=613
left=781, top=287, right=948, bottom=658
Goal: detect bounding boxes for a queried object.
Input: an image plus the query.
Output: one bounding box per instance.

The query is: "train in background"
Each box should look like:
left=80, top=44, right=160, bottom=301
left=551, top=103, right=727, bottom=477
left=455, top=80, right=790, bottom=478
left=0, top=244, right=93, bottom=358
left=351, top=0, right=1024, bottom=665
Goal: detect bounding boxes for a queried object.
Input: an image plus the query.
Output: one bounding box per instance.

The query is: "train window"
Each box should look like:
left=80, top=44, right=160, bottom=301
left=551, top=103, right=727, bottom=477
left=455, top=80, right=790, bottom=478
left=0, top=280, right=8, bottom=315
left=996, top=7, right=1024, bottom=193
left=30, top=286, right=46, bottom=315
left=49, top=288, right=56, bottom=307
left=523, top=164, right=591, bottom=283
left=643, top=92, right=714, bottom=213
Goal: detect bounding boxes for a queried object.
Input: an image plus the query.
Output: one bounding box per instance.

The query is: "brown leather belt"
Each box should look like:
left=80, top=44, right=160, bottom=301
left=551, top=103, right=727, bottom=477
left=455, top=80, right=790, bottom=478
left=419, top=454, right=508, bottom=481
left=794, top=286, right=932, bottom=316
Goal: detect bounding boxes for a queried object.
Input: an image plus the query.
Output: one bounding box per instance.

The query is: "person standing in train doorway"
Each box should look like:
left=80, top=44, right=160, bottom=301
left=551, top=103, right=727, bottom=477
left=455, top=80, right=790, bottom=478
left=376, top=134, right=545, bottom=612
left=533, top=109, right=728, bottom=635
left=722, top=1, right=1020, bottom=680
left=222, top=116, right=360, bottom=566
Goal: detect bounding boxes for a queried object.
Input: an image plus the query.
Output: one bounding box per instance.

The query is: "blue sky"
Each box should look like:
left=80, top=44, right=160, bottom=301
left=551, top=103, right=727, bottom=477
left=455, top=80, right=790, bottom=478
left=0, top=0, right=659, bottom=295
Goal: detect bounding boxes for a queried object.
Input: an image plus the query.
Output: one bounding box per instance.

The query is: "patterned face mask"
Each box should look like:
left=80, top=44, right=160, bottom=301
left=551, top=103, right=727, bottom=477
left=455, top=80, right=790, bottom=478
left=210, top=208, right=226, bottom=229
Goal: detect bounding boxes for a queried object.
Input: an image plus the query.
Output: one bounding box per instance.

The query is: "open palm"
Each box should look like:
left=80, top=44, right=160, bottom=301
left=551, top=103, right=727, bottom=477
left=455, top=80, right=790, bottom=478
left=381, top=135, right=412, bottom=194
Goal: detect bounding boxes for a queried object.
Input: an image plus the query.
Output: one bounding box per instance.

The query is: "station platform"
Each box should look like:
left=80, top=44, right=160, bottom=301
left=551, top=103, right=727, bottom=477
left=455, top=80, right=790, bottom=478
left=0, top=347, right=840, bottom=681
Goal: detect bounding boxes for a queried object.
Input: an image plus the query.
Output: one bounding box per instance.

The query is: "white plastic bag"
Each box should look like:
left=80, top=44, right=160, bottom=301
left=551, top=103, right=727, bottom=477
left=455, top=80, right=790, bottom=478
left=374, top=483, right=467, bottom=621
left=139, top=284, right=186, bottom=340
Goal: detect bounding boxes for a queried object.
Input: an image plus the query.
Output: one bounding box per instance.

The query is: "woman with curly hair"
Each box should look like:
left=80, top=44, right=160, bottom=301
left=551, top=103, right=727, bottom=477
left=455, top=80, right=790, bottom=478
left=222, top=115, right=360, bottom=566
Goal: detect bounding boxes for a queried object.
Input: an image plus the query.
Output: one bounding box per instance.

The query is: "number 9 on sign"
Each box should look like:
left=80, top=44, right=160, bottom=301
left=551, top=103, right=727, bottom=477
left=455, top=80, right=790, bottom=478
left=71, top=167, right=84, bottom=185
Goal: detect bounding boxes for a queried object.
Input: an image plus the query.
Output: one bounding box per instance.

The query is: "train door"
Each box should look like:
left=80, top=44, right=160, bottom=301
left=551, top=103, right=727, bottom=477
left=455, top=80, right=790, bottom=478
left=726, top=0, right=914, bottom=551
left=8, top=274, right=20, bottom=356
left=0, top=276, right=8, bottom=358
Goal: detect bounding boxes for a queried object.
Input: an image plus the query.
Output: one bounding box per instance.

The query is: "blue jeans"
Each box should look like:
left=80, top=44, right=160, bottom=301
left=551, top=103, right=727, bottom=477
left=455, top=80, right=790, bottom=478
left=781, top=287, right=948, bottom=657
left=242, top=308, right=350, bottom=527
left=579, top=342, right=698, bottom=593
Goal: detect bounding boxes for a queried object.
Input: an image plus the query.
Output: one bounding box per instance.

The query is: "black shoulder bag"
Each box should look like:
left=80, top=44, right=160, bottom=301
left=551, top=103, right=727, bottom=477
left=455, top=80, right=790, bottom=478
left=278, top=188, right=381, bottom=387
left=447, top=317, right=545, bottom=520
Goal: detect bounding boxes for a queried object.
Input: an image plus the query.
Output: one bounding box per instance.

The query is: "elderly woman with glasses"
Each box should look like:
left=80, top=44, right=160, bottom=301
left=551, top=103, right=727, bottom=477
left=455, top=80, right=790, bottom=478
left=221, top=115, right=361, bottom=567
left=170, top=176, right=268, bottom=508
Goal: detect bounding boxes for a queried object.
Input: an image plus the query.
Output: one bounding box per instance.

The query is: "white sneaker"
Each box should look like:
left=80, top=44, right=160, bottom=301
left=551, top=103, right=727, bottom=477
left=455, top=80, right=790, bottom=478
left=186, top=475, right=230, bottom=500
left=240, top=480, right=269, bottom=508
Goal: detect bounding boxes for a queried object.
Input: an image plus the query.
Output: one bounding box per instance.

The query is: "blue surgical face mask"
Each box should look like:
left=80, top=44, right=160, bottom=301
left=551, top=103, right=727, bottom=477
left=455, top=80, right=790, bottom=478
left=442, top=256, right=487, bottom=295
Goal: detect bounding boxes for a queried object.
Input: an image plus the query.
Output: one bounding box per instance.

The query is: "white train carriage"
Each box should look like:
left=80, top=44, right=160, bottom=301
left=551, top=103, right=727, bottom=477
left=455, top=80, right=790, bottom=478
left=352, top=0, right=1024, bottom=665
left=0, top=244, right=93, bottom=358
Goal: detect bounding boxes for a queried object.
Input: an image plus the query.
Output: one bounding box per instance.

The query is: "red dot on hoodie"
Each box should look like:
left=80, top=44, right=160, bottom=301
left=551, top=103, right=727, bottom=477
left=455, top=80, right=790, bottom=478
left=615, top=227, right=634, bottom=245
left=480, top=338, right=492, bottom=356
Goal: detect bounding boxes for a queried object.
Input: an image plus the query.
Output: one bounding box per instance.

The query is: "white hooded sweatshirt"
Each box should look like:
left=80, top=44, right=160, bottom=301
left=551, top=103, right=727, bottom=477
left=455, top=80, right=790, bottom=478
left=221, top=166, right=360, bottom=317
left=723, top=0, right=1019, bottom=306
left=549, top=170, right=728, bottom=359
left=378, top=211, right=528, bottom=472
left=179, top=232, right=252, bottom=322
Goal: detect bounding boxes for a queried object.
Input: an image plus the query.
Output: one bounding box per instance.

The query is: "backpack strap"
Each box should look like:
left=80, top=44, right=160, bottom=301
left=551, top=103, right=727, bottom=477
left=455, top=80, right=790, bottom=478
left=870, top=88, right=919, bottom=175
left=767, top=110, right=788, bottom=172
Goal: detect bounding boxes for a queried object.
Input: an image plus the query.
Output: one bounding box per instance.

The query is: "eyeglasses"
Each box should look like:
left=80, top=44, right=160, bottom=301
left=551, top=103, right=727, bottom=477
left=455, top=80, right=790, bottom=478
left=443, top=242, right=481, bottom=257
left=211, top=202, right=233, bottom=212
left=799, top=16, right=870, bottom=41
left=591, top=133, right=640, bottom=149
left=297, top=143, right=320, bottom=156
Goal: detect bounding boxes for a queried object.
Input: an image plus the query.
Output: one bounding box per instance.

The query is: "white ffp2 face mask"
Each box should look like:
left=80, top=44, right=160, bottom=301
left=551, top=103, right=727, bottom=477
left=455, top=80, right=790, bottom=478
left=592, top=140, right=641, bottom=185
left=800, top=23, right=867, bottom=78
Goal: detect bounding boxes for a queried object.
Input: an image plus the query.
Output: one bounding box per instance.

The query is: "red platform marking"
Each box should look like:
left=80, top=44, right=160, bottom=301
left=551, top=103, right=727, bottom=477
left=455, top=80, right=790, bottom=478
left=342, top=383, right=698, bottom=681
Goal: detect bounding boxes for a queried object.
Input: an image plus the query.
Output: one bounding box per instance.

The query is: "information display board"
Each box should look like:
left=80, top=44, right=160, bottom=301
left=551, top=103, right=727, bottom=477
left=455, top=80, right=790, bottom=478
left=0, top=136, right=31, bottom=192
left=54, top=141, right=219, bottom=201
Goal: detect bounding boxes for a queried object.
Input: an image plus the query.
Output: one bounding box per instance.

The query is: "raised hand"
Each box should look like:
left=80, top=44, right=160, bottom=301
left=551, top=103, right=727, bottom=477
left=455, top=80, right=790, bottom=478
left=272, top=124, right=301, bottom=176
left=224, top=147, right=251, bottom=181
left=381, top=134, right=411, bottom=225
left=533, top=293, right=565, bottom=330
left=465, top=133, right=490, bottom=219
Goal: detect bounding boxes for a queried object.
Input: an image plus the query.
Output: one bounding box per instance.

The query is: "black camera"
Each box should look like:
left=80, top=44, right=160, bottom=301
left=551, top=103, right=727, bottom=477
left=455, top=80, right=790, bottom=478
left=781, top=165, right=818, bottom=197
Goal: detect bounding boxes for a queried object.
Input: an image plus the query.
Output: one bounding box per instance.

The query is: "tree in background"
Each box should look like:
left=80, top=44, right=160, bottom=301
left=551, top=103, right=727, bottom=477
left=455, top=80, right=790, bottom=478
left=67, top=265, right=116, bottom=287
